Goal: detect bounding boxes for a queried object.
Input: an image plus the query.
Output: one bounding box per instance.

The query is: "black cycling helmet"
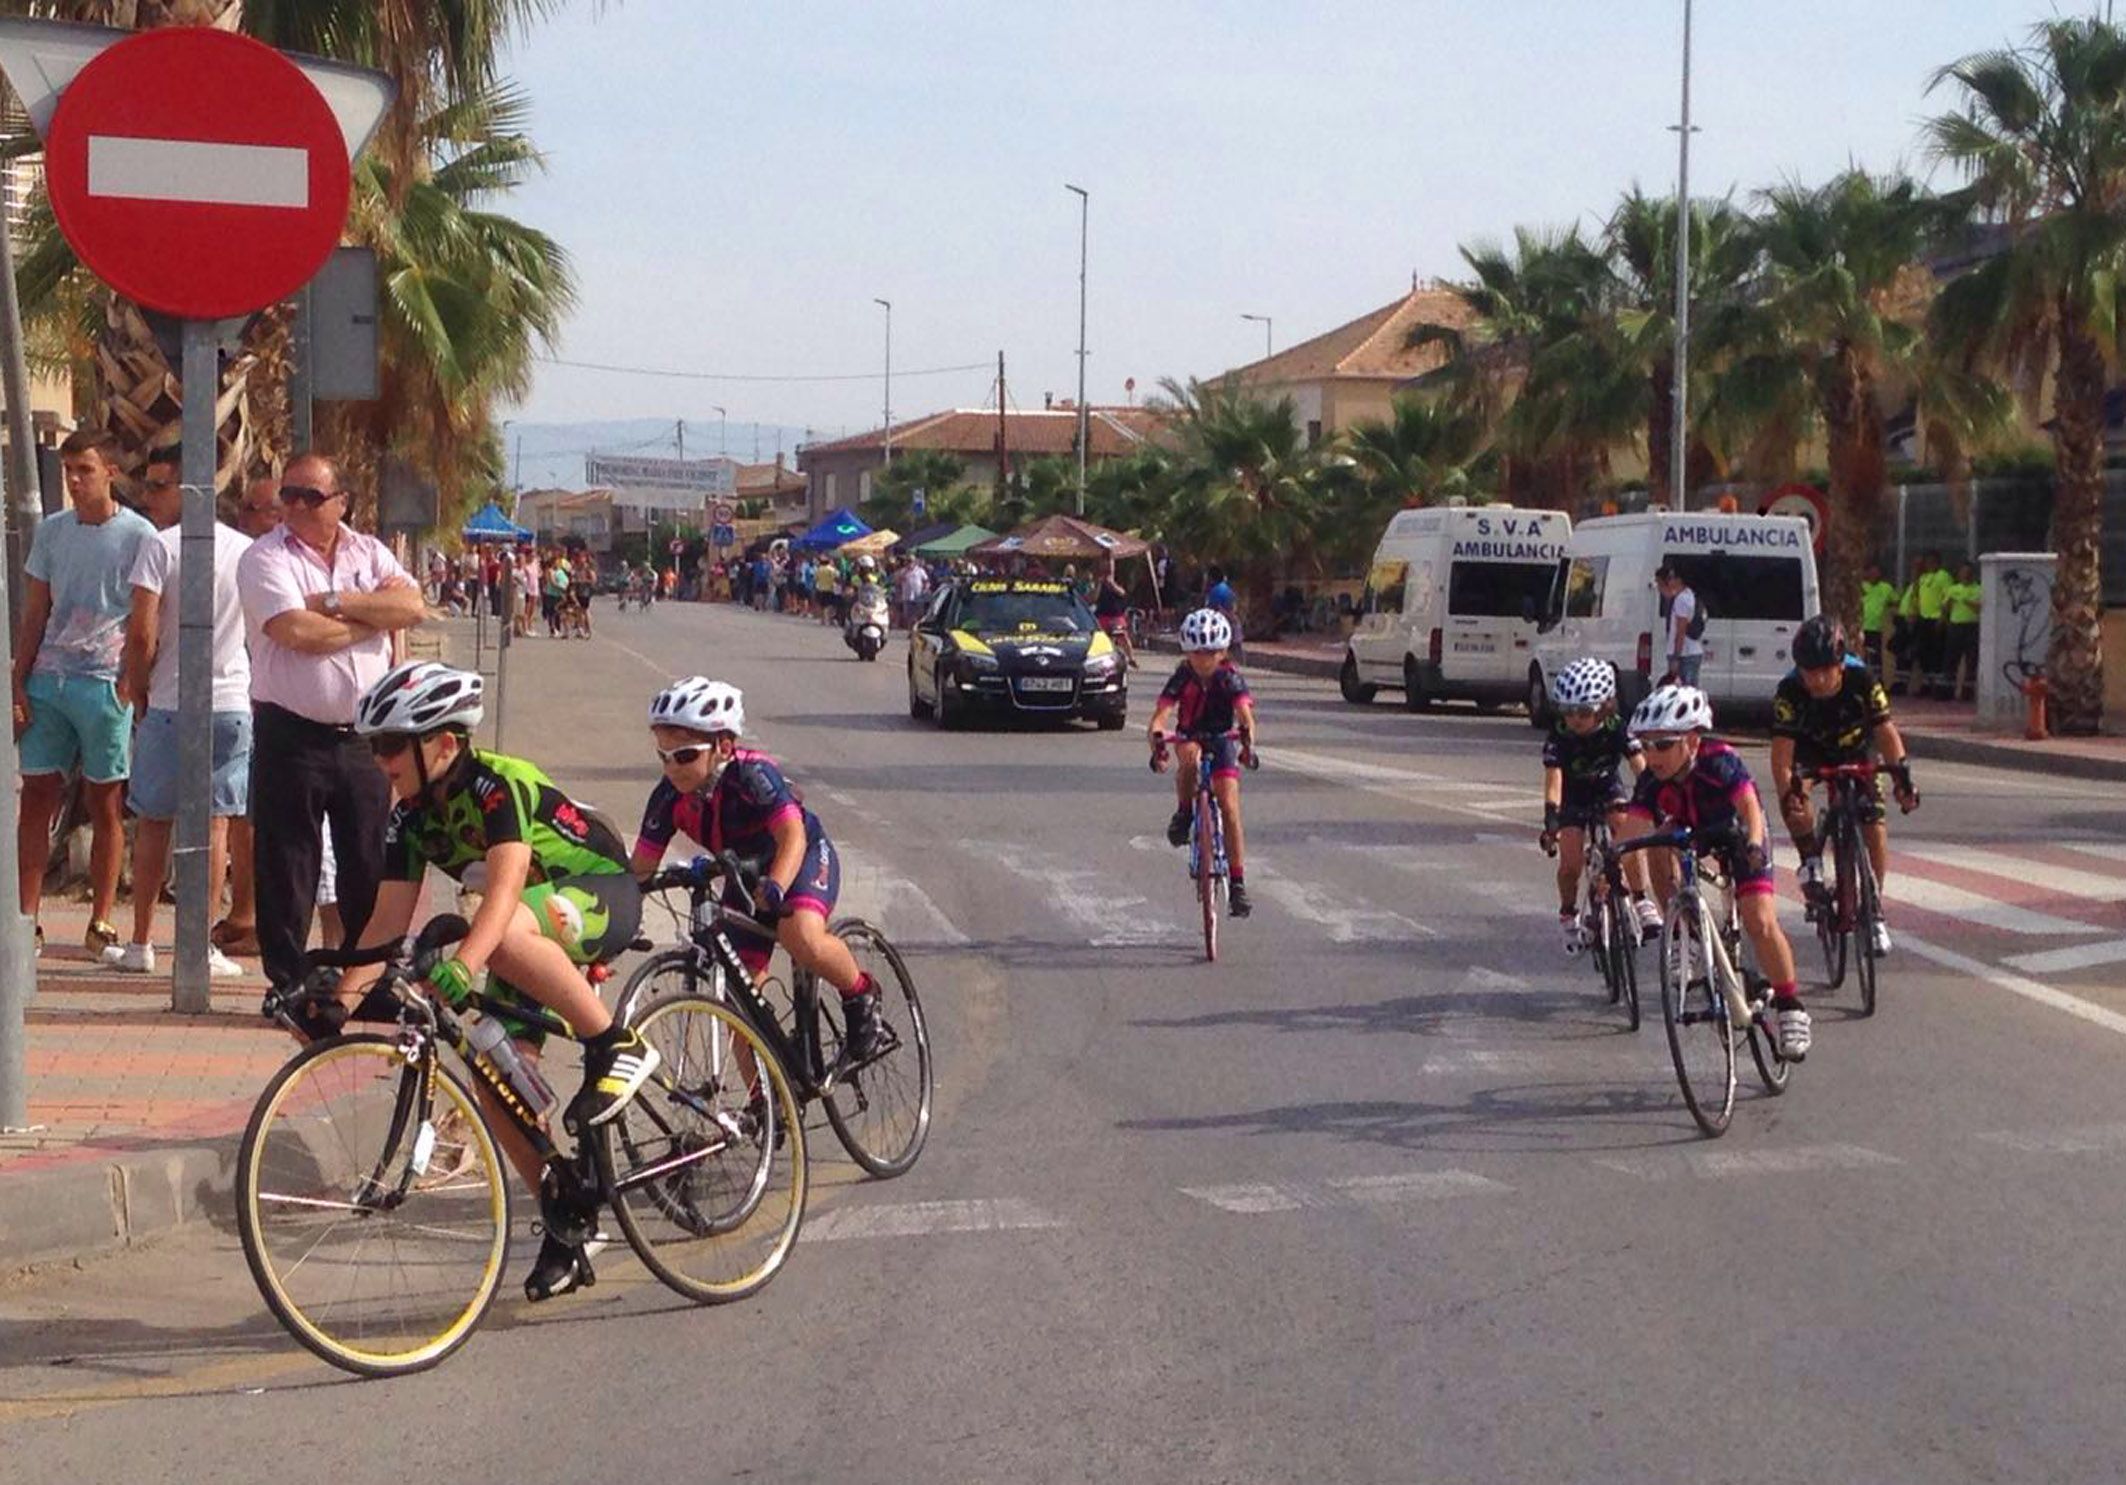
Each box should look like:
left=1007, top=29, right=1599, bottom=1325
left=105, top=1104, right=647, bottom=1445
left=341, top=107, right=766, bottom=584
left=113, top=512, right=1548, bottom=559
left=1792, top=614, right=1846, bottom=669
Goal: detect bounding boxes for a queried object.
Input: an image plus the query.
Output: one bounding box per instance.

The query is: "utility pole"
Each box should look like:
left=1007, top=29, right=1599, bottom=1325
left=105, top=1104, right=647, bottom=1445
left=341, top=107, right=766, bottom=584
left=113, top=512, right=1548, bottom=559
left=874, top=298, right=893, bottom=470
left=1066, top=182, right=1089, bottom=514
left=676, top=418, right=685, bottom=463
left=713, top=405, right=726, bottom=459
left=1668, top=0, right=1696, bottom=514
left=1241, top=313, right=1272, bottom=359
left=996, top=350, right=1009, bottom=500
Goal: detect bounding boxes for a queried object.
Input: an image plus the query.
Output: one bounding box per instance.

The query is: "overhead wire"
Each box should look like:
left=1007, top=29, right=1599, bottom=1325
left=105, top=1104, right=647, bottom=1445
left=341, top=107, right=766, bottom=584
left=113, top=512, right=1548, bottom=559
left=537, top=355, right=992, bottom=384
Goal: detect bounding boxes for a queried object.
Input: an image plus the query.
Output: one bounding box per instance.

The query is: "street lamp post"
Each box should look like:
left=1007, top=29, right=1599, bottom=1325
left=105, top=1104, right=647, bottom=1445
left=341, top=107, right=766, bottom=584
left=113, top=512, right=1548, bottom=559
left=713, top=404, right=727, bottom=458
left=1668, top=0, right=1696, bottom=513
left=1241, top=313, right=1273, bottom=359
left=1066, top=182, right=1089, bottom=515
left=873, top=298, right=893, bottom=471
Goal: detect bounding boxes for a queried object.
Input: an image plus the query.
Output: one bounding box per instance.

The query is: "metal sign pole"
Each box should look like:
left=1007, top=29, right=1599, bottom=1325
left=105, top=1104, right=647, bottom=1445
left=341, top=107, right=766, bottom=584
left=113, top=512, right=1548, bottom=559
left=0, top=412, right=29, bottom=1127
left=493, top=559, right=512, bottom=752
left=171, top=318, right=216, bottom=1012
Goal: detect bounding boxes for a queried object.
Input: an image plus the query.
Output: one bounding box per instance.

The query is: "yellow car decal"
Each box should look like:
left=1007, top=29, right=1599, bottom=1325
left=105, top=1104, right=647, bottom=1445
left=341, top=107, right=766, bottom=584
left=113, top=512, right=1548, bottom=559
left=950, top=630, right=995, bottom=656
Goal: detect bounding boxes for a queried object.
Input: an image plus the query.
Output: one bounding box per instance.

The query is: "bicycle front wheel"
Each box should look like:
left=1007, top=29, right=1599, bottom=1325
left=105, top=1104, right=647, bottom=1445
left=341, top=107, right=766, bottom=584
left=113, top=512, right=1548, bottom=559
left=1603, top=896, right=1641, bottom=1031
left=1856, top=850, right=1882, bottom=1018
left=594, top=994, right=806, bottom=1305
left=1196, top=801, right=1220, bottom=963
left=237, top=1035, right=509, bottom=1377
left=817, top=920, right=934, bottom=1177
left=1660, top=906, right=1735, bottom=1137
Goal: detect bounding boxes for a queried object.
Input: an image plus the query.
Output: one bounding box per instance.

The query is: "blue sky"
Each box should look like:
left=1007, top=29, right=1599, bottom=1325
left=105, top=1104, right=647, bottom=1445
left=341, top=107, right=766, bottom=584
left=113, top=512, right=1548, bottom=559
left=498, top=0, right=2047, bottom=448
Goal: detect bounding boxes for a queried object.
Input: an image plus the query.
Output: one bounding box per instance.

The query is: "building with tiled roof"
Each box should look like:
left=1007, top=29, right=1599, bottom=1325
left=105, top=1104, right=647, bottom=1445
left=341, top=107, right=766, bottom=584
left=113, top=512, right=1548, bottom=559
left=796, top=403, right=1165, bottom=518
left=735, top=455, right=808, bottom=520
left=1220, top=281, right=1475, bottom=443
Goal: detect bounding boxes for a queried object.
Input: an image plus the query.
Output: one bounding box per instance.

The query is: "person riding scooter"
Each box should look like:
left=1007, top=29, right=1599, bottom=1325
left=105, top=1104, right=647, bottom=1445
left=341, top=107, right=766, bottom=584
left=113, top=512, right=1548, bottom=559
left=843, top=556, right=891, bottom=660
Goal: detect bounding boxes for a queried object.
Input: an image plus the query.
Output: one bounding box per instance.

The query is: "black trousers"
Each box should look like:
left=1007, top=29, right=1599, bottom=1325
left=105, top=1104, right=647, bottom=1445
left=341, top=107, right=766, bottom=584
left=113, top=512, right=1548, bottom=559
left=252, top=702, right=394, bottom=990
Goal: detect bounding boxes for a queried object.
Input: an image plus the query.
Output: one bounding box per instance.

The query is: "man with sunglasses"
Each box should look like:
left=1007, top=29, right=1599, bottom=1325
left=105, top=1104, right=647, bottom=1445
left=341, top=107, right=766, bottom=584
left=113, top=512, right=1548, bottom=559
left=236, top=453, right=426, bottom=993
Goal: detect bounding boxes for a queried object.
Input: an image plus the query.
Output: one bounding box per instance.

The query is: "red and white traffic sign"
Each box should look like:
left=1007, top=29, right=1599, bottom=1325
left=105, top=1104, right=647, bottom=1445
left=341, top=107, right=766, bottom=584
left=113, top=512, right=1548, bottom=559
left=42, top=29, right=353, bottom=321
left=1758, top=482, right=1830, bottom=553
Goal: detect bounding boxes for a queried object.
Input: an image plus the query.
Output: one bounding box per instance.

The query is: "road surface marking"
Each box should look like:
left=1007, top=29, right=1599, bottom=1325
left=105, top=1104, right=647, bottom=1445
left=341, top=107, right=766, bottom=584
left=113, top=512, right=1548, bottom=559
left=965, top=842, right=1181, bottom=945
left=2062, top=842, right=2126, bottom=868
left=1416, top=1048, right=1557, bottom=1076
left=804, top=1198, right=1061, bottom=1241
left=2004, top=939, right=2126, bottom=975
left=1901, top=843, right=2126, bottom=903
left=1976, top=1124, right=2126, bottom=1154
left=1597, top=1144, right=1901, bottom=1181
left=1887, top=876, right=2104, bottom=937
left=1248, top=865, right=1437, bottom=943
left=1327, top=1170, right=1509, bottom=1203
left=1902, top=933, right=2126, bottom=1039
left=88, top=135, right=309, bottom=209
left=1181, top=1183, right=1306, bottom=1214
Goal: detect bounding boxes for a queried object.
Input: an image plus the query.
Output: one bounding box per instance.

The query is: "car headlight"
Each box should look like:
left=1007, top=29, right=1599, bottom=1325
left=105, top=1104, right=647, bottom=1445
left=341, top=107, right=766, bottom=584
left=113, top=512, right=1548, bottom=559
left=956, top=651, right=999, bottom=679
left=1084, top=652, right=1119, bottom=677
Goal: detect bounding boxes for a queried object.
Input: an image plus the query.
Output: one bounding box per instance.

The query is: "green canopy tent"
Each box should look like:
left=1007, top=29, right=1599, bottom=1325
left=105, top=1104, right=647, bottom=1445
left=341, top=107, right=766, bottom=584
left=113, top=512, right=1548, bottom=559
left=912, top=523, right=998, bottom=557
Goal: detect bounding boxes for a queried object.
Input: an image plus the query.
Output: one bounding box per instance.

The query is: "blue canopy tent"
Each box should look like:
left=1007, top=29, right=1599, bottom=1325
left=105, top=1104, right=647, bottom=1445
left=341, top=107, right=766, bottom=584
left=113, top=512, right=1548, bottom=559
left=461, top=501, right=534, bottom=544
left=790, top=508, right=871, bottom=552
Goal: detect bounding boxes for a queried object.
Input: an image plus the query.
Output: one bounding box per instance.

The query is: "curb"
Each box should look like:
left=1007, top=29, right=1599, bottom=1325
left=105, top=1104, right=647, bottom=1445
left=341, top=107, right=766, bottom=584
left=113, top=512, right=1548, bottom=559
left=2, top=1137, right=239, bottom=1275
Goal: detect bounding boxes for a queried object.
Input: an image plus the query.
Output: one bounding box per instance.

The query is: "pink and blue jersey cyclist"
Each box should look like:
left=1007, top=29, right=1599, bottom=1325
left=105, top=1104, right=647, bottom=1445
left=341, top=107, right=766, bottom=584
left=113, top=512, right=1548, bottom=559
left=1622, top=738, right=1776, bottom=901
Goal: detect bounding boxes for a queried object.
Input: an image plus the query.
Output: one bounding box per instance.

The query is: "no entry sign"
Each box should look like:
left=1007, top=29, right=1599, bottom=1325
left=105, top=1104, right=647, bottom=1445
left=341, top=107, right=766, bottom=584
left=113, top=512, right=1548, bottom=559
left=43, top=28, right=352, bottom=320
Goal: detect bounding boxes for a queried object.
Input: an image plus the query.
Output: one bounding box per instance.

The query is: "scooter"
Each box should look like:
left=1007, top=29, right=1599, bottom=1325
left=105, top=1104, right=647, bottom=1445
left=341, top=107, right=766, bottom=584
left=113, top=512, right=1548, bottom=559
left=844, top=585, right=890, bottom=662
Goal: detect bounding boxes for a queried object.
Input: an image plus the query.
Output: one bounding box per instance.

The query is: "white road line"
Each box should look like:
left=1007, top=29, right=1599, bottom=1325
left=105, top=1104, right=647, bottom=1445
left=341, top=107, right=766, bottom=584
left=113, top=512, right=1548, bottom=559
left=88, top=135, right=309, bottom=208
left=804, top=1198, right=1061, bottom=1241
left=2004, top=939, right=2126, bottom=975
left=2062, top=842, right=2126, bottom=868
left=603, top=634, right=674, bottom=678
left=1902, top=932, right=2126, bottom=1039
left=1976, top=1124, right=2126, bottom=1154
left=1247, top=870, right=1438, bottom=943
left=1596, top=1144, right=1901, bottom=1181
left=1887, top=876, right=2104, bottom=937
left=1415, top=1048, right=1557, bottom=1077
left=1901, top=843, right=2126, bottom=903
left=1182, top=1184, right=1306, bottom=1214
left=965, top=842, right=1182, bottom=946
left=1327, top=1170, right=1510, bottom=1203
left=835, top=860, right=970, bottom=945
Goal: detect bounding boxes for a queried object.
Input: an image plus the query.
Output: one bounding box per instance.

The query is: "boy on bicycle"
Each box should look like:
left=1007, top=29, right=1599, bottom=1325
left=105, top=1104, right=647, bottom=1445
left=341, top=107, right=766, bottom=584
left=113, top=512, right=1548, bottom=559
left=1539, top=658, right=1660, bottom=952
left=630, top=676, right=889, bottom=1060
left=1149, top=608, right=1257, bottom=918
left=1625, top=683, right=1811, bottom=1061
left=1769, top=615, right=1918, bottom=957
left=327, top=662, right=655, bottom=1302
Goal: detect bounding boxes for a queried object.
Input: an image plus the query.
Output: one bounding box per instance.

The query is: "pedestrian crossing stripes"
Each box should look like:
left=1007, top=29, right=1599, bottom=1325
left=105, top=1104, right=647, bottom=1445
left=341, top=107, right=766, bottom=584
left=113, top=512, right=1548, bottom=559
left=804, top=1198, right=1062, bottom=1241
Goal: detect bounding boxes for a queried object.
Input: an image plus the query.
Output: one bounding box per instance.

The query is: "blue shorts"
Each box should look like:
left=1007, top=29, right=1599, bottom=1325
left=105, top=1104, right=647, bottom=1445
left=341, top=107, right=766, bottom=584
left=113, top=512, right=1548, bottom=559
left=724, top=833, right=840, bottom=973
left=127, top=708, right=253, bottom=820
left=1186, top=735, right=1244, bottom=781
left=20, top=672, right=133, bottom=783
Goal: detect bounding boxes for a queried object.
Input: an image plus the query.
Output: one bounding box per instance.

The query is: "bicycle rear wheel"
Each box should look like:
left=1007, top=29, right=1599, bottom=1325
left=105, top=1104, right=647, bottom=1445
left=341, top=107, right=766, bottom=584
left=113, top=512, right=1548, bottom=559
left=1602, top=895, right=1640, bottom=1031
left=816, top=920, right=934, bottom=1177
left=1660, top=905, right=1736, bottom=1137
left=1196, top=800, right=1220, bottom=963
left=237, top=1035, right=509, bottom=1377
left=594, top=994, right=805, bottom=1305
left=1856, top=851, right=1882, bottom=1018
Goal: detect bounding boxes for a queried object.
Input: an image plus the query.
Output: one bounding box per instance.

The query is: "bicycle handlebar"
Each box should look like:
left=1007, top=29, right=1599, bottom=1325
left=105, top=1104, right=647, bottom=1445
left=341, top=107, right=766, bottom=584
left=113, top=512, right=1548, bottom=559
left=300, top=913, right=471, bottom=974
left=641, top=851, right=765, bottom=916
left=1149, top=729, right=1260, bottom=772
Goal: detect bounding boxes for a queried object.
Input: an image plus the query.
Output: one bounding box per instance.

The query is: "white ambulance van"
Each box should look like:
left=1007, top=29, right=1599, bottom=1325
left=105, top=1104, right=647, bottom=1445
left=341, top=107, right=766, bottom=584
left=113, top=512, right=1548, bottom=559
left=1340, top=505, right=1572, bottom=711
left=1528, top=510, right=1819, bottom=725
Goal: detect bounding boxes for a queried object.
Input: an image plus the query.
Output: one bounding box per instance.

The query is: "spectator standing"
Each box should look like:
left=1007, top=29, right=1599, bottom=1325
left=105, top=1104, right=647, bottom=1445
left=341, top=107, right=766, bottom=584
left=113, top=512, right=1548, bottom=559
left=1859, top=560, right=1898, bottom=678
left=1094, top=556, right=1138, bottom=669
left=236, top=453, right=425, bottom=991
left=1655, top=563, right=1704, bottom=687
left=1943, top=560, right=1982, bottom=702
left=117, top=446, right=252, bottom=976
left=542, top=547, right=571, bottom=635
left=1203, top=564, right=1243, bottom=661
left=1916, top=552, right=1955, bottom=698
left=894, top=552, right=930, bottom=628
left=12, top=428, right=156, bottom=958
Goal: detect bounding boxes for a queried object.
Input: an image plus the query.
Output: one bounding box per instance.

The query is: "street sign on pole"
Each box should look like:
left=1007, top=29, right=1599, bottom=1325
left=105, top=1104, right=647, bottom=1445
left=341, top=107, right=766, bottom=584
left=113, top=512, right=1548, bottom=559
left=0, top=21, right=391, bottom=1016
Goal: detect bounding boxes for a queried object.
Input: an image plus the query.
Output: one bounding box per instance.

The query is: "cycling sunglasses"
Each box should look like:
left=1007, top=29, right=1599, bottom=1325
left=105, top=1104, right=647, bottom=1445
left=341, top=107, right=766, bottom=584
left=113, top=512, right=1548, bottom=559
left=1640, top=737, right=1688, bottom=755
left=279, top=483, right=343, bottom=508
left=656, top=743, right=715, bottom=765
left=1559, top=705, right=1601, bottom=720
left=368, top=734, right=418, bottom=759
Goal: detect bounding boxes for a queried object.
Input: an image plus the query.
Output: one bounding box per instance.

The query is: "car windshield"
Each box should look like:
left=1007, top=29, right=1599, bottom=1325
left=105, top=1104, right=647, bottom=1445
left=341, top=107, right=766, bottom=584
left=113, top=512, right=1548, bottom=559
left=958, top=586, right=1090, bottom=635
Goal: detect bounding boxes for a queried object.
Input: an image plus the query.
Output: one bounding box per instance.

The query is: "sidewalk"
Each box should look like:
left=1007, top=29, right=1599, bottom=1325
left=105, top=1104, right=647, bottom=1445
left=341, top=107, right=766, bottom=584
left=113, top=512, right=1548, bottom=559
left=1144, top=631, right=2126, bottom=781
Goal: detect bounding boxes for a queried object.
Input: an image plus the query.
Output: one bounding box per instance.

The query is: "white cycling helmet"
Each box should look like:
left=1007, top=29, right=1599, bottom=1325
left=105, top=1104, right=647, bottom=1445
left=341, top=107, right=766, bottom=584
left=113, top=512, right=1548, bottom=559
left=1629, top=682, right=1714, bottom=737
left=648, top=675, right=744, bottom=736
left=356, top=661, right=485, bottom=736
left=856, top=554, right=878, bottom=572
left=1550, top=657, right=1616, bottom=710
left=1180, top=608, right=1233, bottom=653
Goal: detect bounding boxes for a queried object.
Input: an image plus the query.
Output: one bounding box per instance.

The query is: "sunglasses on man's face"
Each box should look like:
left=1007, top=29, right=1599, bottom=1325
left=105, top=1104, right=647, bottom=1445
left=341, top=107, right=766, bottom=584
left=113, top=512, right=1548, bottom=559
left=1642, top=737, right=1688, bottom=755
left=656, top=743, right=714, bottom=766
left=279, top=484, right=340, bottom=509
left=368, top=734, right=418, bottom=759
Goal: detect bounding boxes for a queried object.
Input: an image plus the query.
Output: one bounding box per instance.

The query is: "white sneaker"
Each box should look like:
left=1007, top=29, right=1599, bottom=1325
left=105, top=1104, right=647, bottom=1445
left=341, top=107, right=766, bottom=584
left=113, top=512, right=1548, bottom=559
left=1633, top=898, right=1663, bottom=940
left=1869, top=919, right=1893, bottom=957
left=207, top=945, right=244, bottom=978
left=1560, top=913, right=1584, bottom=956
left=1776, top=1002, right=1812, bottom=1062
left=1797, top=856, right=1825, bottom=893
left=114, top=941, right=155, bottom=974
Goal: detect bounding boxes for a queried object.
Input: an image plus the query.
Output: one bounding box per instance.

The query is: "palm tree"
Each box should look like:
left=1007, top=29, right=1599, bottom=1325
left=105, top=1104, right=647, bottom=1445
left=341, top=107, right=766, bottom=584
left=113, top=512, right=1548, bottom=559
left=1926, top=16, right=2126, bottom=734
left=1339, top=394, right=1489, bottom=510
left=862, top=447, right=965, bottom=530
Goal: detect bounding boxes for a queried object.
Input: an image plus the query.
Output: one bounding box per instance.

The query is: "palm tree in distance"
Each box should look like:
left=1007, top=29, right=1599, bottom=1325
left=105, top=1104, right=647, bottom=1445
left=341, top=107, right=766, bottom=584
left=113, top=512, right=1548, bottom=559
left=1927, top=15, right=2126, bottom=733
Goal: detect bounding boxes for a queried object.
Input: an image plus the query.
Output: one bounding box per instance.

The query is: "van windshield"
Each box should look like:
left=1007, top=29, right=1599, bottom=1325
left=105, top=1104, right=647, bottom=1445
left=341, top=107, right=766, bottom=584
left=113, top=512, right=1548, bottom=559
left=1449, top=561, right=1556, bottom=620
left=1662, top=552, right=1807, bottom=622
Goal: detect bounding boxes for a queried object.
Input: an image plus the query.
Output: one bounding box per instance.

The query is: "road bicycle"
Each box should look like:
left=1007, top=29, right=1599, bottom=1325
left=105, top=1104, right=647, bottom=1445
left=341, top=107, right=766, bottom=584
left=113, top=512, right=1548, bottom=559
left=1548, top=813, right=1640, bottom=1030
left=1619, top=828, right=1792, bottom=1137
left=626, top=854, right=932, bottom=1177
left=1794, top=760, right=1915, bottom=1017
left=1152, top=728, right=1257, bottom=963
left=237, top=915, right=806, bottom=1377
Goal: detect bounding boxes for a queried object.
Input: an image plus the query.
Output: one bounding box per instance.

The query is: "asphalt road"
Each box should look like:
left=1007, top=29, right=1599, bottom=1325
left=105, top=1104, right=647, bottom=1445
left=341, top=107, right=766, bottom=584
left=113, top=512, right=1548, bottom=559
left=8, top=600, right=2126, bottom=1484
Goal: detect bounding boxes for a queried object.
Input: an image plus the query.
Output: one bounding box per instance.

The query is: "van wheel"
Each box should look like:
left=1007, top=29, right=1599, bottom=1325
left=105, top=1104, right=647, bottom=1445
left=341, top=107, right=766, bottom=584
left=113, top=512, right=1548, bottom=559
left=1402, top=657, right=1433, bottom=713
left=1339, top=654, right=1377, bottom=705
left=1526, top=668, right=1552, bottom=729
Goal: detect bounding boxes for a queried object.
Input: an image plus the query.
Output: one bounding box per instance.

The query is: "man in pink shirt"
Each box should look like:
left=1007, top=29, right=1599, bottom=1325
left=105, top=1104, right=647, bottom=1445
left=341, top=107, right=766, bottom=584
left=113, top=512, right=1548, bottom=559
left=236, top=453, right=426, bottom=991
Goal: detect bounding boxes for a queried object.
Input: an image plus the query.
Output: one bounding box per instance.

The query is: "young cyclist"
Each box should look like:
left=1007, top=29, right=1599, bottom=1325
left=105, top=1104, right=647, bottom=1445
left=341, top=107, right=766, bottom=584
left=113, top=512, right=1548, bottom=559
left=1768, top=615, right=1919, bottom=956
left=1539, top=658, right=1660, bottom=952
left=1149, top=608, right=1257, bottom=918
left=1624, top=683, right=1811, bottom=1061
left=630, top=677, right=889, bottom=1060
left=321, top=662, right=655, bottom=1302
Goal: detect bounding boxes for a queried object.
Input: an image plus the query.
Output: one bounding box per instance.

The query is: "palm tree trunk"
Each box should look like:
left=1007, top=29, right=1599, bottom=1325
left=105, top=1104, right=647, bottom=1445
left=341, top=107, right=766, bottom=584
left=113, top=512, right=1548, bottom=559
left=1817, top=350, right=1887, bottom=637
left=2047, top=320, right=2107, bottom=734
left=1647, top=358, right=1674, bottom=510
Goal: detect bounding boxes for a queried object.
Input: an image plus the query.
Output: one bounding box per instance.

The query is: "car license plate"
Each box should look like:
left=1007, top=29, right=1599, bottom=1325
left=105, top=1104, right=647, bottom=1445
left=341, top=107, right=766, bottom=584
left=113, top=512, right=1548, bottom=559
left=1018, top=676, right=1073, bottom=692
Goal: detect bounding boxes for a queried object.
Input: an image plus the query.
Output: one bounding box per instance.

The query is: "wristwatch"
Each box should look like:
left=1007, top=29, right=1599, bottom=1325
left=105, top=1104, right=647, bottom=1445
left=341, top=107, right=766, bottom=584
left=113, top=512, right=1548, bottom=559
left=323, top=590, right=343, bottom=617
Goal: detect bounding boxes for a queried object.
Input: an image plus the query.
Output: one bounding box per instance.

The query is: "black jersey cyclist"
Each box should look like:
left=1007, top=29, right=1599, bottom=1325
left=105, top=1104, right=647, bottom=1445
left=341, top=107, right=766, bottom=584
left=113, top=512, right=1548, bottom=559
left=1769, top=615, right=1918, bottom=956
left=322, top=661, right=653, bottom=1302
left=1539, top=657, right=1659, bottom=951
